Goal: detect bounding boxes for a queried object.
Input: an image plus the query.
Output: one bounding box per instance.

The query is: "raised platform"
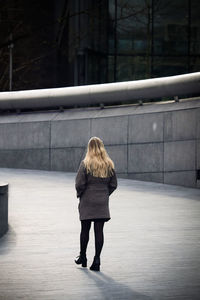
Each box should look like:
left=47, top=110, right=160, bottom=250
left=0, top=182, right=8, bottom=238
left=0, top=168, right=199, bottom=300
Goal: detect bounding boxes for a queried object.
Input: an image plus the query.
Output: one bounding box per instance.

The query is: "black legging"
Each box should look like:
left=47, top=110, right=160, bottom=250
left=80, top=220, right=105, bottom=258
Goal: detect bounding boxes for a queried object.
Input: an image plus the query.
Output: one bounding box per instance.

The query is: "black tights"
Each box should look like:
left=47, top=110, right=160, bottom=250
left=80, top=220, right=105, bottom=258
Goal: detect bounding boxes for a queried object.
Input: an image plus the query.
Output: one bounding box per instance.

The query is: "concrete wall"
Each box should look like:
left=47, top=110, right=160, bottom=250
left=0, top=183, right=8, bottom=238
left=0, top=98, right=199, bottom=188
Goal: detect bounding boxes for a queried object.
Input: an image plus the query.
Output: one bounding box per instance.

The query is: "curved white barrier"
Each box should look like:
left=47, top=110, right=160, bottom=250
left=0, top=72, right=199, bottom=111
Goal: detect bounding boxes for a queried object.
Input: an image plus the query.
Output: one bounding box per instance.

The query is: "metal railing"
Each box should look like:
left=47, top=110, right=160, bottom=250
left=0, top=72, right=200, bottom=112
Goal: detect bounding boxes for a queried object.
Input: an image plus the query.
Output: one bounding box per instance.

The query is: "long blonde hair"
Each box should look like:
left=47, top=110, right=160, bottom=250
left=83, top=137, right=114, bottom=178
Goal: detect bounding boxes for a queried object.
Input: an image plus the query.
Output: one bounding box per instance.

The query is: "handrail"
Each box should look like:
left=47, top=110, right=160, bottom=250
left=0, top=72, right=199, bottom=111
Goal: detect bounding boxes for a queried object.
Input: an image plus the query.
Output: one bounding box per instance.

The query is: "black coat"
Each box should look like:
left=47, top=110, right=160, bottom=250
left=75, top=161, right=117, bottom=221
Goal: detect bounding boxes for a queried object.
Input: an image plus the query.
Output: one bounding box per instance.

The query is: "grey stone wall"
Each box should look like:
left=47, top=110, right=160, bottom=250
left=0, top=183, right=8, bottom=238
left=0, top=98, right=199, bottom=188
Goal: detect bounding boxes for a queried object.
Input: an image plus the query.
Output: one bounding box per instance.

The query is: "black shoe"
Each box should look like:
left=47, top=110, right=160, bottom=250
left=90, top=256, right=100, bottom=271
left=75, top=254, right=87, bottom=267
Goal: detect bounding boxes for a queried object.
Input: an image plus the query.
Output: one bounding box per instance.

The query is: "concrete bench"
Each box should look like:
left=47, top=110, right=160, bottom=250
left=0, top=183, right=8, bottom=238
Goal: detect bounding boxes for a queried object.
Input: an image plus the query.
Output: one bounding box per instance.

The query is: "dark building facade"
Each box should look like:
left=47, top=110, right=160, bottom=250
left=65, top=0, right=200, bottom=85
left=0, top=0, right=200, bottom=91
left=108, top=0, right=200, bottom=82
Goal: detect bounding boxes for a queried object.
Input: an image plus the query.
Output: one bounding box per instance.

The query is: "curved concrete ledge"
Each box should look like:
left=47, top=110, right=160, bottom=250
left=0, top=72, right=199, bottom=110
left=0, top=183, right=8, bottom=238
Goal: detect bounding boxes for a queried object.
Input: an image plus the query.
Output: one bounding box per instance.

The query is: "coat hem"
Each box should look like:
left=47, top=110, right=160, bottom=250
left=80, top=217, right=110, bottom=222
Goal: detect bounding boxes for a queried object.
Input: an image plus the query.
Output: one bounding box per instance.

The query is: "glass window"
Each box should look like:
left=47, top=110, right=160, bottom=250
left=87, top=0, right=108, bottom=53
left=116, top=55, right=150, bottom=81
left=99, top=56, right=108, bottom=83
left=87, top=51, right=107, bottom=84
left=108, top=55, right=115, bottom=82
left=190, top=56, right=200, bottom=72
left=191, top=0, right=200, bottom=54
left=117, top=0, right=152, bottom=55
left=108, top=0, right=116, bottom=53
left=153, top=0, right=188, bottom=55
left=153, top=56, right=188, bottom=78
left=108, top=0, right=199, bottom=84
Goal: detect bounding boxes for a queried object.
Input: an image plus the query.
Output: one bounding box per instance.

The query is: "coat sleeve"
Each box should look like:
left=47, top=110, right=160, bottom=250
left=75, top=161, right=87, bottom=198
left=108, top=169, right=118, bottom=196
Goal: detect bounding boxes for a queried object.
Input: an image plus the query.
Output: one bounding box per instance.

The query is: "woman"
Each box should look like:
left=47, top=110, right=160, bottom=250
left=75, top=137, right=117, bottom=271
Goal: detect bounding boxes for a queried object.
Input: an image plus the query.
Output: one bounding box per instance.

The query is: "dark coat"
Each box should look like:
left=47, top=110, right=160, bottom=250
left=75, top=160, right=117, bottom=221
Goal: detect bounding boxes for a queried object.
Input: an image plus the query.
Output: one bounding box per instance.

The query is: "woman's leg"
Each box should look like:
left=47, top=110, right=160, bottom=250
left=80, top=220, right=91, bottom=256
left=94, top=221, right=105, bottom=258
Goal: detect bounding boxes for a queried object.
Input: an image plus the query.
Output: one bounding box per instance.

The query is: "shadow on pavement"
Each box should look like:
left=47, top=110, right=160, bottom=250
left=80, top=268, right=152, bottom=300
left=0, top=225, right=16, bottom=255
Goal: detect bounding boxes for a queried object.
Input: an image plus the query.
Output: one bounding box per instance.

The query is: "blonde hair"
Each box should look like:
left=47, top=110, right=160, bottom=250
left=83, top=137, right=114, bottom=178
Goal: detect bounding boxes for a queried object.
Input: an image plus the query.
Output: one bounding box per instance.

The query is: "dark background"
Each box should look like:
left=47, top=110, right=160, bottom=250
left=0, top=0, right=200, bottom=91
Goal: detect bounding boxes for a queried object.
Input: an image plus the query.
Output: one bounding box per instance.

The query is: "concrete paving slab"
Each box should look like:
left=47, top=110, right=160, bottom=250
left=0, top=168, right=200, bottom=300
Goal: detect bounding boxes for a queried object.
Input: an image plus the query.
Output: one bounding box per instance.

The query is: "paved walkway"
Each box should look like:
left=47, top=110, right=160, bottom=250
left=0, top=168, right=200, bottom=300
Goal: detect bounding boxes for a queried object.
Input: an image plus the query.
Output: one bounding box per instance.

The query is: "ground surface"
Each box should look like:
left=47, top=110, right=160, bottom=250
left=0, top=168, right=200, bottom=300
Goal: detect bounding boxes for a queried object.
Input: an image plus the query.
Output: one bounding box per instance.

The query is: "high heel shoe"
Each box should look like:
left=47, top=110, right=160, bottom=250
left=90, top=256, right=100, bottom=271
left=75, top=254, right=87, bottom=267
